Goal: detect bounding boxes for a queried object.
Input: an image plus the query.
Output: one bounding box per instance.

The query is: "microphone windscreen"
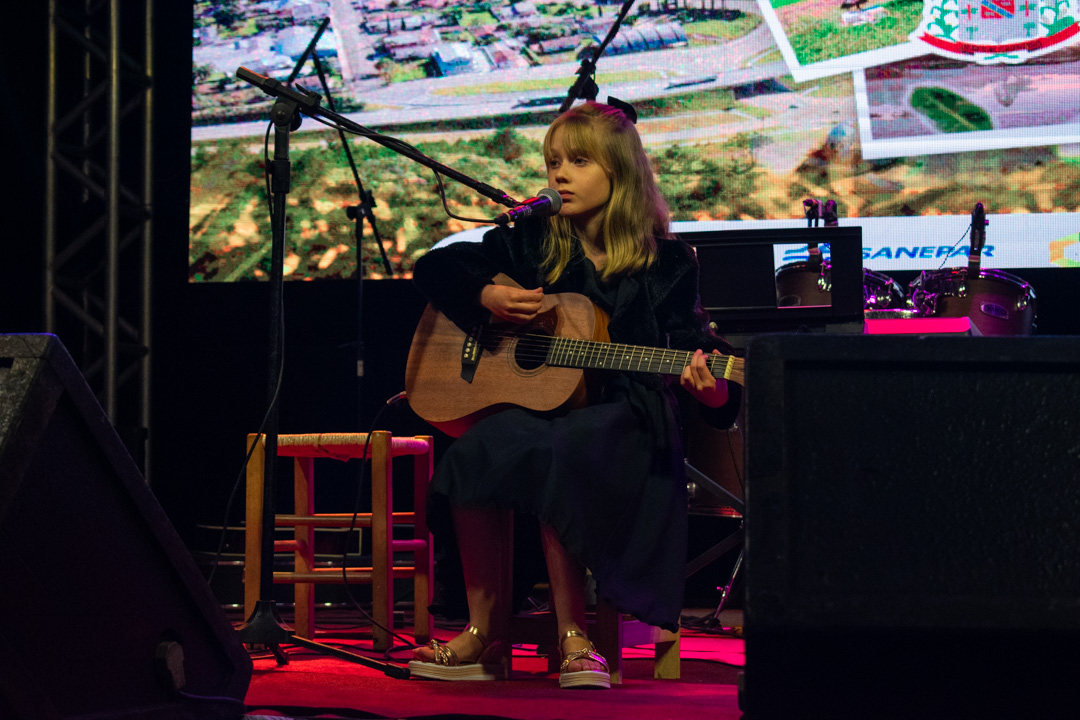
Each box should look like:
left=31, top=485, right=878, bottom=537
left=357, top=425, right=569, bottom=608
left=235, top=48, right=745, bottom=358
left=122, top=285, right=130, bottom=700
left=538, top=187, right=562, bottom=213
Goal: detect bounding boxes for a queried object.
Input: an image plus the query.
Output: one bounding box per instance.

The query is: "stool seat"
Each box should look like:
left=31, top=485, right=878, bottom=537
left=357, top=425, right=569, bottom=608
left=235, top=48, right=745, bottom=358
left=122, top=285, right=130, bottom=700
left=244, top=431, right=434, bottom=651
left=274, top=433, right=431, bottom=459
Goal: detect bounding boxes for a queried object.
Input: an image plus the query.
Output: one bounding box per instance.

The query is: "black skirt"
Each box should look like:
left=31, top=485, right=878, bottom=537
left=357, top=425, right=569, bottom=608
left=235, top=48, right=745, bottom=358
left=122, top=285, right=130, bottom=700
left=428, top=372, right=688, bottom=632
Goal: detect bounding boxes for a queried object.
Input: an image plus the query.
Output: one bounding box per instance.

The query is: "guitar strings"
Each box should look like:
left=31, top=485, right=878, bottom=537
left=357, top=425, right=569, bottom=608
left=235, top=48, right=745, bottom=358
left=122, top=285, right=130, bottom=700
left=472, top=328, right=743, bottom=382
left=476, top=328, right=695, bottom=368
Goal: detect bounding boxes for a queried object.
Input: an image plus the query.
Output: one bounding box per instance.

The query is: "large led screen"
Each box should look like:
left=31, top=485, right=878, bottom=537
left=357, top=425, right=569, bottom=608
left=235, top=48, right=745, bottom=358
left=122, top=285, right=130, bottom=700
left=190, top=0, right=1080, bottom=283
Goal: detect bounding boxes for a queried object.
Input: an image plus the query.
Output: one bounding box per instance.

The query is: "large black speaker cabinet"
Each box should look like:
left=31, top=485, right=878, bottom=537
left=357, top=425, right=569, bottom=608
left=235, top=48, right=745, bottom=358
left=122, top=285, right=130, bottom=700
left=742, top=334, right=1080, bottom=720
left=0, top=335, right=251, bottom=720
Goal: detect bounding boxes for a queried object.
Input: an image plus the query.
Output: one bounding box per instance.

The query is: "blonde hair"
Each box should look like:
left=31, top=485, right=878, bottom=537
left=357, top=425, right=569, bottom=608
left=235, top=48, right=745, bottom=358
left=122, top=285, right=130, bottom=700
left=540, top=101, right=670, bottom=284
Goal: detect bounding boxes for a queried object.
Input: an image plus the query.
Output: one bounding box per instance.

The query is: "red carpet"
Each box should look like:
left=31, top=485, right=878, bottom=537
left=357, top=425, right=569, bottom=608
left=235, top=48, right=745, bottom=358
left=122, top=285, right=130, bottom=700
left=243, top=622, right=744, bottom=720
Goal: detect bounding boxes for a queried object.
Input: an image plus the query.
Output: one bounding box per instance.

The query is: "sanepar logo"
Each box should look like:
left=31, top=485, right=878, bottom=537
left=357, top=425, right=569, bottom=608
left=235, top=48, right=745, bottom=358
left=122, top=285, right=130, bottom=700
left=862, top=245, right=995, bottom=261
left=781, top=245, right=996, bottom=263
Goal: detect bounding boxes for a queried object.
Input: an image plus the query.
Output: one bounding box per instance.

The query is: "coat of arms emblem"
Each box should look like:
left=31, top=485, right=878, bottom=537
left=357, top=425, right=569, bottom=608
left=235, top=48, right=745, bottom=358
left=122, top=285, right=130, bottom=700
left=912, top=0, right=1080, bottom=62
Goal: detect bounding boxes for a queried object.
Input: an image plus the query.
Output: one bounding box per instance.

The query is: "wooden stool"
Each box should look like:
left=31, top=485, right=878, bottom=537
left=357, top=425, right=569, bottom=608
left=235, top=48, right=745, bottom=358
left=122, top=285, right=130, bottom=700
left=243, top=431, right=434, bottom=651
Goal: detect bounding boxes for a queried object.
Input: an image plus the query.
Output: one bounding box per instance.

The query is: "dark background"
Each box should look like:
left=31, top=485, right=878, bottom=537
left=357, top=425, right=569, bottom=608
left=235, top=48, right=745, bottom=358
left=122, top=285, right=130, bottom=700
left=2, top=2, right=1077, bottom=609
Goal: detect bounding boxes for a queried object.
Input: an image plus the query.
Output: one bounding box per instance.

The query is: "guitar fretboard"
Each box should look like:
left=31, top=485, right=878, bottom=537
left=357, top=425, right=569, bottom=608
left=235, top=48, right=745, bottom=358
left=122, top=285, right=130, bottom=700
left=543, top=336, right=745, bottom=385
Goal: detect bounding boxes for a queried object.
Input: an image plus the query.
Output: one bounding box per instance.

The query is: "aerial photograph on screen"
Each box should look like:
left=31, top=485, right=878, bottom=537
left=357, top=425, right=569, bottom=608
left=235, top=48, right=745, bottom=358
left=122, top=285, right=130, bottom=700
left=754, top=0, right=925, bottom=78
left=862, top=52, right=1080, bottom=139
left=189, top=0, right=1080, bottom=282
left=854, top=48, right=1080, bottom=158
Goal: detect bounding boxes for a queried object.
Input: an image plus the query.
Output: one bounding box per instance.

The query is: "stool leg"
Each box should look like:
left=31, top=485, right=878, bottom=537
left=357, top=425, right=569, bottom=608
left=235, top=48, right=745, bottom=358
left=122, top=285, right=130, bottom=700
left=595, top=596, right=624, bottom=684
left=654, top=628, right=681, bottom=679
left=294, top=456, right=315, bottom=639
left=244, top=434, right=265, bottom=625
left=501, top=509, right=515, bottom=674
left=371, top=431, right=394, bottom=652
left=412, top=436, right=434, bottom=644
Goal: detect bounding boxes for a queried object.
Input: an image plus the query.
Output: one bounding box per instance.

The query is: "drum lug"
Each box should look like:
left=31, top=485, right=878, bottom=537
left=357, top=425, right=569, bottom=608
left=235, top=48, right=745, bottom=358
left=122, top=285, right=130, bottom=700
left=817, top=269, right=831, bottom=293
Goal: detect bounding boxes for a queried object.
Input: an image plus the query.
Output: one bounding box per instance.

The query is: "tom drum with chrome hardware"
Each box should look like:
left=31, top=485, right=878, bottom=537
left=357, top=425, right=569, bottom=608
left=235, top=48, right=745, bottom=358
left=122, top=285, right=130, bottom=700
left=775, top=260, right=831, bottom=307
left=908, top=268, right=1036, bottom=336
left=862, top=268, right=907, bottom=311
left=776, top=261, right=908, bottom=312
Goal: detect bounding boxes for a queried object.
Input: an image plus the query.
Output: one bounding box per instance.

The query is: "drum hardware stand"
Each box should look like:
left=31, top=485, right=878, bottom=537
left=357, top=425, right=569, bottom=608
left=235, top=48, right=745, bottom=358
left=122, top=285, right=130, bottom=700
left=685, top=460, right=745, bottom=628
left=285, top=17, right=392, bottom=433
left=233, top=63, right=519, bottom=674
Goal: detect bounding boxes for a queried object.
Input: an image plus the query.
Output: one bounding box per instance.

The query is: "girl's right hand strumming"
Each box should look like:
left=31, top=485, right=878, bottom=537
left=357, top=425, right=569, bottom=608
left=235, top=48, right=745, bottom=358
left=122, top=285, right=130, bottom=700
left=480, top=284, right=544, bottom=324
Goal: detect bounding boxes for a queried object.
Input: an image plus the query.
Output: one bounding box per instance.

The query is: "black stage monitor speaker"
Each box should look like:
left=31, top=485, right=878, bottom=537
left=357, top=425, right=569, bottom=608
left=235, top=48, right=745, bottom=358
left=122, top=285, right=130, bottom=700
left=0, top=335, right=251, bottom=720
left=742, top=334, right=1080, bottom=720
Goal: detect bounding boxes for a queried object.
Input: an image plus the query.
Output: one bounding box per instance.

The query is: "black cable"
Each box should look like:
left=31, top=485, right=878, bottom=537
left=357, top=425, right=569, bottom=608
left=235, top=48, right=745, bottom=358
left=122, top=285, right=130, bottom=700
left=262, top=120, right=274, bottom=219
left=726, top=424, right=744, bottom=497
left=206, top=264, right=286, bottom=589
left=205, top=334, right=285, bottom=587
left=938, top=223, right=973, bottom=270
left=303, top=112, right=499, bottom=226
left=176, top=690, right=247, bottom=709
left=431, top=170, right=501, bottom=224
left=206, top=130, right=288, bottom=587
left=333, top=391, right=424, bottom=655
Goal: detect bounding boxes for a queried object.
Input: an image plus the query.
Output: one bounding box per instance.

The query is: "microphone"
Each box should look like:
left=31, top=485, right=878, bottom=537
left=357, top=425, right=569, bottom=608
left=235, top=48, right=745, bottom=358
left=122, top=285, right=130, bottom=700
left=803, top=198, right=820, bottom=227
left=493, top=188, right=562, bottom=225
left=968, top=202, right=987, bottom=278
left=822, top=199, right=838, bottom=227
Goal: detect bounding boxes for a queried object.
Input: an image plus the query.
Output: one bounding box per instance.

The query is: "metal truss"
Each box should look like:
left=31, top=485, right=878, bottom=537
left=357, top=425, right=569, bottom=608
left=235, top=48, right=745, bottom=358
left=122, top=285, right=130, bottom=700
left=45, top=0, right=153, bottom=470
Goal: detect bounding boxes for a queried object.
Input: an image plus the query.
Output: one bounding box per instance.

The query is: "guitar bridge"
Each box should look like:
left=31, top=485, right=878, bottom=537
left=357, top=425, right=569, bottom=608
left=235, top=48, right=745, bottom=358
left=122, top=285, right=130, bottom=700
left=460, top=325, right=482, bottom=383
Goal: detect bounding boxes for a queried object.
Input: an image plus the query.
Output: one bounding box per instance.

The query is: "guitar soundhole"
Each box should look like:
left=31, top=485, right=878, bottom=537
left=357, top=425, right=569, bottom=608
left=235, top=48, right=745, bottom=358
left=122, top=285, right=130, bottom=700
left=512, top=332, right=553, bottom=372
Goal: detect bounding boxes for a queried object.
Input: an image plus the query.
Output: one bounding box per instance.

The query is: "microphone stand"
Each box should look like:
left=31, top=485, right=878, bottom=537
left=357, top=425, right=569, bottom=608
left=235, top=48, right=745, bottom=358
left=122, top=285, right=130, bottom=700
left=558, top=0, right=637, bottom=112
left=233, top=64, right=518, bottom=675
left=968, top=202, right=986, bottom=279
left=285, top=17, right=392, bottom=456
left=238, top=68, right=518, bottom=209
left=233, top=81, right=408, bottom=677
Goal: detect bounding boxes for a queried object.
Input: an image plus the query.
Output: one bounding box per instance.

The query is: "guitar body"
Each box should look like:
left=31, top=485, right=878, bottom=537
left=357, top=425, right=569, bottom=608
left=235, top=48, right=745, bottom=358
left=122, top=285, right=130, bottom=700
left=405, top=291, right=610, bottom=437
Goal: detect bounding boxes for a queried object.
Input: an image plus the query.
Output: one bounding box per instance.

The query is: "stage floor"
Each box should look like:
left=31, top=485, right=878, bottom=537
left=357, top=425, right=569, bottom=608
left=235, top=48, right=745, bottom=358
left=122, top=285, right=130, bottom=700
left=240, top=609, right=745, bottom=720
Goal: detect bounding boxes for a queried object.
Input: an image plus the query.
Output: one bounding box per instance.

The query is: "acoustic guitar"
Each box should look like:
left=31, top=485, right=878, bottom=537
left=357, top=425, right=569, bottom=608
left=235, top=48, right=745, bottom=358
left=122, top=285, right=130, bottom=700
left=405, top=278, right=745, bottom=437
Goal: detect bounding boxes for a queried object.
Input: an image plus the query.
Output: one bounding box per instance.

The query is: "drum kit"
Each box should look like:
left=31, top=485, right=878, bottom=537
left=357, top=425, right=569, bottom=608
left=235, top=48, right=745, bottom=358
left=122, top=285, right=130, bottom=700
left=776, top=202, right=1038, bottom=336
left=685, top=203, right=1037, bottom=619
left=688, top=203, right=1039, bottom=515
left=776, top=263, right=1037, bottom=335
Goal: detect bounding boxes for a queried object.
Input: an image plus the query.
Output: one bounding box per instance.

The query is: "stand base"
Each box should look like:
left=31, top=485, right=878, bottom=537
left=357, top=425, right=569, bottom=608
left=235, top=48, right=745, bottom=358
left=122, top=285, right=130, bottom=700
left=235, top=600, right=409, bottom=678
left=236, top=600, right=293, bottom=665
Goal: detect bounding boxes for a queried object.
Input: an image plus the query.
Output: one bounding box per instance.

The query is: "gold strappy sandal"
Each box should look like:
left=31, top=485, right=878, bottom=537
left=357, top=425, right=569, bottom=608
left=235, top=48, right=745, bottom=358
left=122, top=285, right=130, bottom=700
left=408, top=625, right=508, bottom=681
left=559, top=629, right=611, bottom=689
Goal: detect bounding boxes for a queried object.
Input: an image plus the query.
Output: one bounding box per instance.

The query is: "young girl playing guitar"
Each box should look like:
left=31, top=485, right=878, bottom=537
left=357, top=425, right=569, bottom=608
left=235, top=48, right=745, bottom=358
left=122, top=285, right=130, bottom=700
left=408, top=101, right=741, bottom=689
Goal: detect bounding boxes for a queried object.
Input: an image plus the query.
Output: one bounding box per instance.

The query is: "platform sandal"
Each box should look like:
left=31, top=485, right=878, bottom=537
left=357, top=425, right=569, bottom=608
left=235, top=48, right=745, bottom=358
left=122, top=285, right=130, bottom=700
left=559, top=629, right=610, bottom=689
left=408, top=625, right=508, bottom=681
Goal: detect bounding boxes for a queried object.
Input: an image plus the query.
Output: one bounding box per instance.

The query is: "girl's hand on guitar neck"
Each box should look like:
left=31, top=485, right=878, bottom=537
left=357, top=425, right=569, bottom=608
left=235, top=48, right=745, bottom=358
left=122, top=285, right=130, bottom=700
left=681, top=349, right=730, bottom=408
left=480, top=283, right=545, bottom=324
